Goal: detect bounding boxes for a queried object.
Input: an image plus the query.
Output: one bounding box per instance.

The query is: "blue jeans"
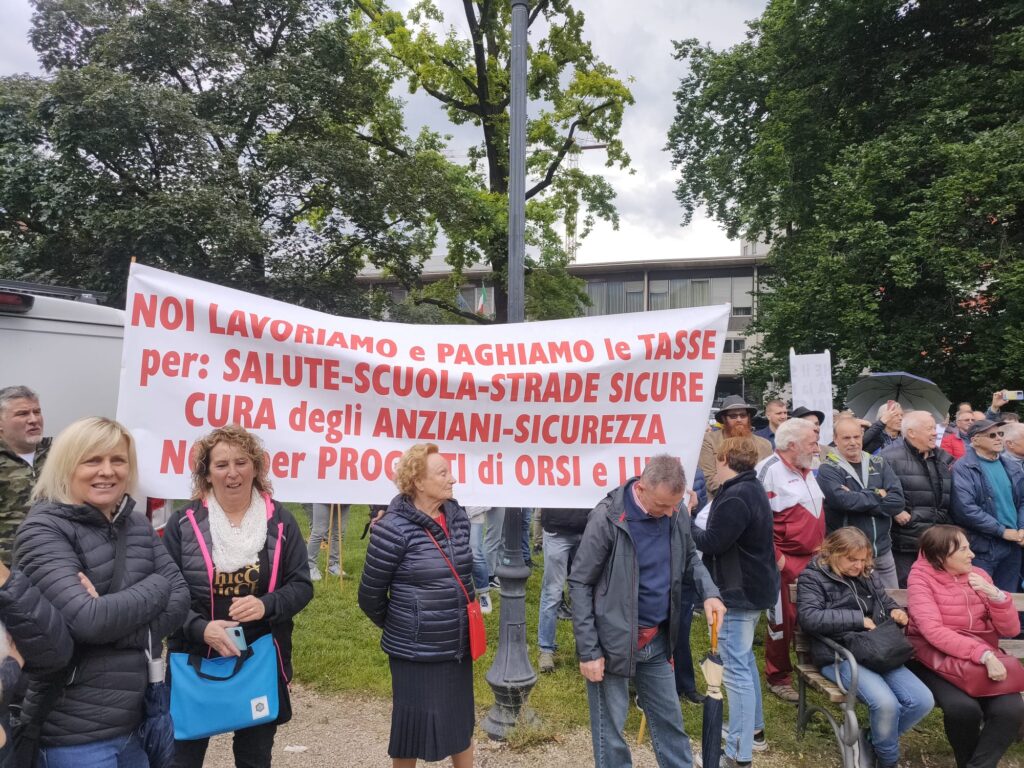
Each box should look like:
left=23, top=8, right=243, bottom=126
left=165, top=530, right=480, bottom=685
left=972, top=539, right=1022, bottom=593
left=469, top=521, right=491, bottom=594
left=521, top=507, right=533, bottom=563
left=821, top=661, right=934, bottom=765
left=586, top=633, right=694, bottom=768
left=483, top=507, right=505, bottom=577
left=38, top=730, right=149, bottom=768
left=538, top=530, right=581, bottom=652
left=305, top=503, right=348, bottom=571
left=719, top=608, right=764, bottom=762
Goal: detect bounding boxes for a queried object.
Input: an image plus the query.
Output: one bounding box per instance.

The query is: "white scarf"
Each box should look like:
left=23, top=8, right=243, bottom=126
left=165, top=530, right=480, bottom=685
left=207, top=489, right=267, bottom=573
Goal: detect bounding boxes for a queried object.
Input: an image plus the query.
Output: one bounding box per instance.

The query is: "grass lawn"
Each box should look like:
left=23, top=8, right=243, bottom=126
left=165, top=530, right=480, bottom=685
left=289, top=505, right=1024, bottom=766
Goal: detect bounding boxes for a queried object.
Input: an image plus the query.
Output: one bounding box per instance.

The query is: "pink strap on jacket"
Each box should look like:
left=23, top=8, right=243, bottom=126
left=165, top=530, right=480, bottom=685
left=189, top=493, right=284, bottom=618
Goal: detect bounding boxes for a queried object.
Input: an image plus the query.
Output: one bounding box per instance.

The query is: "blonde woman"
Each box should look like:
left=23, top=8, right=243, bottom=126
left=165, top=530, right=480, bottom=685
left=359, top=443, right=476, bottom=768
left=14, top=417, right=189, bottom=767
left=797, top=527, right=933, bottom=768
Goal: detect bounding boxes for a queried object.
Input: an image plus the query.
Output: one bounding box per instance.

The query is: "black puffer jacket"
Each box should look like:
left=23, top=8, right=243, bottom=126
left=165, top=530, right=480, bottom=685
left=797, top=558, right=900, bottom=668
left=162, top=498, right=313, bottom=685
left=13, top=497, right=190, bottom=746
left=359, top=495, right=474, bottom=662
left=0, top=568, right=74, bottom=673
left=879, top=441, right=953, bottom=553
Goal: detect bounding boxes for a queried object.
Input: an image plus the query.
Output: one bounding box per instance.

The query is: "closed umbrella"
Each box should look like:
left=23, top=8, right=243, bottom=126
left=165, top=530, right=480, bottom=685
left=700, top=613, right=724, bottom=768
left=845, top=371, right=951, bottom=421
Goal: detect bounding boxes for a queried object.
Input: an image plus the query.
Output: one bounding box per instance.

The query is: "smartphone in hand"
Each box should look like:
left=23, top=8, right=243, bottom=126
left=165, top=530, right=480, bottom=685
left=228, top=626, right=248, bottom=652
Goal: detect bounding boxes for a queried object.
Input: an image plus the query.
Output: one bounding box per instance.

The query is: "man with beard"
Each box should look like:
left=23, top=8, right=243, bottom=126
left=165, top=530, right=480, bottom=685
left=0, top=386, right=49, bottom=565
left=700, top=396, right=773, bottom=499
left=755, top=418, right=825, bottom=702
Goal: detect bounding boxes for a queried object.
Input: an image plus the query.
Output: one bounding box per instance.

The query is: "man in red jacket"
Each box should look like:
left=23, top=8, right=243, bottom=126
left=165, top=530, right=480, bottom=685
left=755, top=418, right=825, bottom=702
left=941, top=409, right=975, bottom=462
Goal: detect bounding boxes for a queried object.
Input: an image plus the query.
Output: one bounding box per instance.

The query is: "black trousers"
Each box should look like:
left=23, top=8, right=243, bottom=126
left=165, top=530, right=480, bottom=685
left=908, top=661, right=1024, bottom=768
left=170, top=722, right=278, bottom=768
left=892, top=550, right=917, bottom=588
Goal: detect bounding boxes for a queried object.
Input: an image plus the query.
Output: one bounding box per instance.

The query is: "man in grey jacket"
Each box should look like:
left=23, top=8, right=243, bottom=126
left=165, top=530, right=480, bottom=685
left=569, top=455, right=724, bottom=768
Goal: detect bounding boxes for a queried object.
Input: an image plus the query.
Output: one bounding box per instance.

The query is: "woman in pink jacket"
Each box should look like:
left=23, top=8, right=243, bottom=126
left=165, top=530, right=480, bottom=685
left=907, top=525, right=1024, bottom=768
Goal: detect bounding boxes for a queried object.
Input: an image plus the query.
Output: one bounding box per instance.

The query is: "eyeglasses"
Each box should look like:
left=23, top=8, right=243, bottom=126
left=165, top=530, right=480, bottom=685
left=980, top=431, right=1004, bottom=439
left=722, top=411, right=748, bottom=420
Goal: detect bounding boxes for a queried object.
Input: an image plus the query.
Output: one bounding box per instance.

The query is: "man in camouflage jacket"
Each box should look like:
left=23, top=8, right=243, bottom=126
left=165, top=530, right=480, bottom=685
left=0, top=386, right=50, bottom=564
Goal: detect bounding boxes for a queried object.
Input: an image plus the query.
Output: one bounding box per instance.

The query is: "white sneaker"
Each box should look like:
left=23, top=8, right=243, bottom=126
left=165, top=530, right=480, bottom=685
left=479, top=594, right=493, bottom=614
left=309, top=565, right=322, bottom=582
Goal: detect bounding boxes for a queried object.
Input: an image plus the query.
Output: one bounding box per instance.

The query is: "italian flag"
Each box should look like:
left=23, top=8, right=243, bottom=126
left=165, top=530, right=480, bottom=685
left=476, top=284, right=488, bottom=314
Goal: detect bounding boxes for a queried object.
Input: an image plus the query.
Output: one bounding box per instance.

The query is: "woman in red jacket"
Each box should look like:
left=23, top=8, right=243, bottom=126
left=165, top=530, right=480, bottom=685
left=907, top=524, right=1024, bottom=768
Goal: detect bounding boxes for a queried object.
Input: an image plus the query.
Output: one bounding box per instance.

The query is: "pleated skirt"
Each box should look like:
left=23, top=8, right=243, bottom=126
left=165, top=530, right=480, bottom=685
left=388, top=656, right=474, bottom=761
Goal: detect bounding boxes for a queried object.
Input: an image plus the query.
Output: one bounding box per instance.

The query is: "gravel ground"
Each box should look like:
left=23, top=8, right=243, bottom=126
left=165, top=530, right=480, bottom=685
left=205, top=685, right=806, bottom=767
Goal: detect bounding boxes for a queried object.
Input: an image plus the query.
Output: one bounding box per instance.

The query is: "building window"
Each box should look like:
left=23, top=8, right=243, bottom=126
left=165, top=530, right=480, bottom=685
left=732, top=306, right=752, bottom=316
left=691, top=279, right=710, bottom=306
left=723, top=338, right=746, bottom=353
left=586, top=279, right=644, bottom=315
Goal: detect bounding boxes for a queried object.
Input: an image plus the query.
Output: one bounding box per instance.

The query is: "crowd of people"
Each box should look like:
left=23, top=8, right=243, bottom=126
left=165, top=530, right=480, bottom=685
left=1, top=379, right=1024, bottom=768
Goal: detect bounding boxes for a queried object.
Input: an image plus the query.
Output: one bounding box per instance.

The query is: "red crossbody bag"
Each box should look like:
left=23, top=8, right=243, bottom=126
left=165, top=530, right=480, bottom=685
left=424, top=529, right=487, bottom=661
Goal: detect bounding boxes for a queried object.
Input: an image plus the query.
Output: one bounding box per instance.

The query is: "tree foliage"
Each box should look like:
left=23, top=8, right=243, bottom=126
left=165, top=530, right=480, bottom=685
left=668, top=0, right=1024, bottom=405
left=0, top=0, right=482, bottom=315
left=354, top=0, right=634, bottom=321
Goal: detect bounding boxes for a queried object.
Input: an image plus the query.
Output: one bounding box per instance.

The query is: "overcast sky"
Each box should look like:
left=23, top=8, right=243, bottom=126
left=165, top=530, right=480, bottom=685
left=0, top=0, right=767, bottom=264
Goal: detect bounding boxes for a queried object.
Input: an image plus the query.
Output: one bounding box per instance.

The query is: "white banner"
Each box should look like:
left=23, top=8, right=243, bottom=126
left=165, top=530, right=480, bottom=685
left=117, top=264, right=728, bottom=506
left=789, top=348, right=834, bottom=444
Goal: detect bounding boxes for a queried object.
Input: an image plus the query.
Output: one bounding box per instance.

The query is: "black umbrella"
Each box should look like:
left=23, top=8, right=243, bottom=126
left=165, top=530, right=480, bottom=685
left=700, top=613, right=724, bottom=768
left=140, top=679, right=175, bottom=768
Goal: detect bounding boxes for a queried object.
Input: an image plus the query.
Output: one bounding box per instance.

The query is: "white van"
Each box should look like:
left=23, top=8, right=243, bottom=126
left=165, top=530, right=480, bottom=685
left=0, top=283, right=171, bottom=527
left=0, top=285, right=123, bottom=433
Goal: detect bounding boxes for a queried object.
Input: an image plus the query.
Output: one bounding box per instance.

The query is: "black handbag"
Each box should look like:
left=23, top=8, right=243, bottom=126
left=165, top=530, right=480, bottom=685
left=842, top=619, right=913, bottom=673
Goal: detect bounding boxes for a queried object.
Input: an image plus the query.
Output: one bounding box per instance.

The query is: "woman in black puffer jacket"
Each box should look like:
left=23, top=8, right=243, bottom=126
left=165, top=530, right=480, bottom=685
left=14, top=417, right=190, bottom=767
left=359, top=443, right=475, bottom=768
left=797, top=528, right=933, bottom=768
left=163, top=425, right=313, bottom=768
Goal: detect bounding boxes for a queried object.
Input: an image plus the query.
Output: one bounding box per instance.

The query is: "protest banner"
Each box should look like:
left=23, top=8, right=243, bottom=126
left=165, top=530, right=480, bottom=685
left=789, top=348, right=834, bottom=444
left=117, top=264, right=728, bottom=506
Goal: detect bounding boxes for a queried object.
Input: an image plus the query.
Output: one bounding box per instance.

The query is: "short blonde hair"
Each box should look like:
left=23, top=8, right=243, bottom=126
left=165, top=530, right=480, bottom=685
left=31, top=417, right=138, bottom=505
left=818, top=527, right=874, bottom=575
left=190, top=425, right=272, bottom=499
left=394, top=443, right=439, bottom=497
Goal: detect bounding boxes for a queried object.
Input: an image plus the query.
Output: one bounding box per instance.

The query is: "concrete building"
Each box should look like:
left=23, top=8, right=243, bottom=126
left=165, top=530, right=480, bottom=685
left=362, top=246, right=767, bottom=402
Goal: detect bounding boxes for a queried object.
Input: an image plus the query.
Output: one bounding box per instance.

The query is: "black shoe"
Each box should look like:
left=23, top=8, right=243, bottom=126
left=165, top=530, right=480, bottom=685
left=680, top=689, right=706, bottom=704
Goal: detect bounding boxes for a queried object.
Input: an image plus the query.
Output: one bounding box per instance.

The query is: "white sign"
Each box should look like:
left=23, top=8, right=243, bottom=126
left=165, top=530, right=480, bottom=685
left=117, top=264, right=728, bottom=506
left=789, top=348, right=834, bottom=444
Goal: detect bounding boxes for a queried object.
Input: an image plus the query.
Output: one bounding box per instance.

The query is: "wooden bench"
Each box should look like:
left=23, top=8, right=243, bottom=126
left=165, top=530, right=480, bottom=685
left=789, top=583, right=1024, bottom=768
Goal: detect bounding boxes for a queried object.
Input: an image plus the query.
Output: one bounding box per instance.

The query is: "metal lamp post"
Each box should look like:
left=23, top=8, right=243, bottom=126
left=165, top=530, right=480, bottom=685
left=480, top=0, right=538, bottom=741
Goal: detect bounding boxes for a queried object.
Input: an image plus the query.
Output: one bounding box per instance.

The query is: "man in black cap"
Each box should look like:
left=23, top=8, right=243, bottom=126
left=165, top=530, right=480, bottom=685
left=951, top=418, right=1024, bottom=592
left=699, top=395, right=773, bottom=499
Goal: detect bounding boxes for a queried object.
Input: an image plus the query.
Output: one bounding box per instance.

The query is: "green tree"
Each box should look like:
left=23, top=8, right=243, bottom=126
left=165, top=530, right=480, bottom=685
left=354, top=0, right=634, bottom=322
left=0, top=0, right=480, bottom=314
left=668, top=0, right=1024, bottom=406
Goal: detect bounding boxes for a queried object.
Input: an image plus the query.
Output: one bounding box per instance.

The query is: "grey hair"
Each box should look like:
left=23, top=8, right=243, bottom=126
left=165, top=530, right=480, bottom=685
left=775, top=418, right=816, bottom=451
left=876, top=401, right=902, bottom=420
left=901, top=410, right=935, bottom=437
left=639, top=454, right=686, bottom=495
left=0, top=385, right=39, bottom=415
left=1003, top=421, right=1024, bottom=443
